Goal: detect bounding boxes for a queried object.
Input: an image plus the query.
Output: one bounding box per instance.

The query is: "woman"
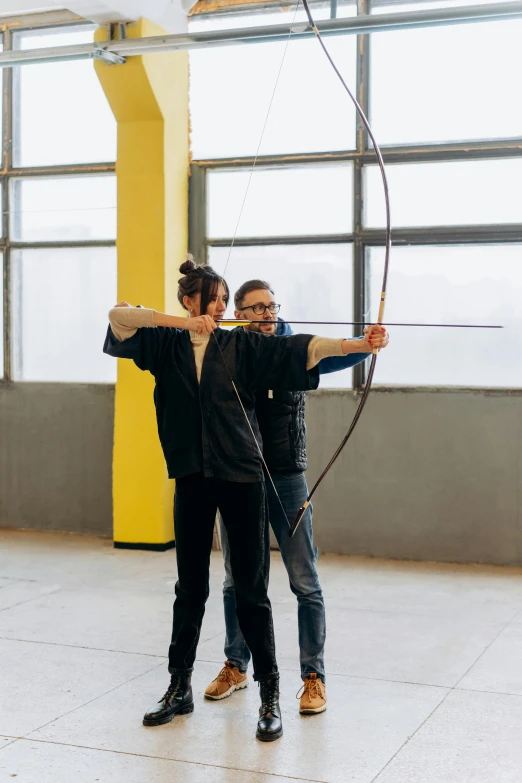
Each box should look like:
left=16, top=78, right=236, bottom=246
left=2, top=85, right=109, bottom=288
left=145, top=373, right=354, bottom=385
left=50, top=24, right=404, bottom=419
left=103, top=258, right=388, bottom=742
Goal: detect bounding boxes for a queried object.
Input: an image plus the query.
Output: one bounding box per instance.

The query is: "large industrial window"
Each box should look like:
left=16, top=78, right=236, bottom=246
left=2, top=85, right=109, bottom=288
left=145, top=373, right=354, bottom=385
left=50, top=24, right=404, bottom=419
left=189, top=1, right=522, bottom=389
left=1, top=21, right=116, bottom=384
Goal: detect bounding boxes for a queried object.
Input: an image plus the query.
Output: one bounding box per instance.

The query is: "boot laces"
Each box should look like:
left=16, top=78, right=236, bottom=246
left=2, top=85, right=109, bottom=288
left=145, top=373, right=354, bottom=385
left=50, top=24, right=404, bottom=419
left=162, top=675, right=182, bottom=703
left=296, top=676, right=321, bottom=704
left=260, top=678, right=279, bottom=713
left=216, top=662, right=238, bottom=687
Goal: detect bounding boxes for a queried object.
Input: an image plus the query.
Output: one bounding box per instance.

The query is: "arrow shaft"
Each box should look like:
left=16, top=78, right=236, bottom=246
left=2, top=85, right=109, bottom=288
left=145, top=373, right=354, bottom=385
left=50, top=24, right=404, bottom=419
left=218, top=320, right=503, bottom=329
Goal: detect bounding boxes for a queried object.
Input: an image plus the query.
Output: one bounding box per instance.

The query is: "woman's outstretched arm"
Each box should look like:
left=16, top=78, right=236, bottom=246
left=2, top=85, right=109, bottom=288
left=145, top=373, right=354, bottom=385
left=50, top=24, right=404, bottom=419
left=109, top=302, right=218, bottom=342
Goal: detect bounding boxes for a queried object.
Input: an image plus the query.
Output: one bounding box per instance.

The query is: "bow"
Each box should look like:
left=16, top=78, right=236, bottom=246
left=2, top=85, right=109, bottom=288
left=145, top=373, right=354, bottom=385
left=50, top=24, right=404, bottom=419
left=211, top=4, right=502, bottom=538
left=288, top=0, right=391, bottom=536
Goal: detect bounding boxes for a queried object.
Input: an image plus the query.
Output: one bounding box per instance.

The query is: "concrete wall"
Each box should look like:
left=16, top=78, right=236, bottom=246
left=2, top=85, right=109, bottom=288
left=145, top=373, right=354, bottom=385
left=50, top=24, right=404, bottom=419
left=0, top=384, right=114, bottom=537
left=306, top=388, right=522, bottom=566
left=2, top=384, right=521, bottom=566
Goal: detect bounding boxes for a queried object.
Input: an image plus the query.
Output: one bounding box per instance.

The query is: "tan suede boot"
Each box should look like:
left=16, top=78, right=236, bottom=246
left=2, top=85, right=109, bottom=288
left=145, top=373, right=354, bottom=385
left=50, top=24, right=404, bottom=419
left=297, top=673, right=327, bottom=714
left=204, top=661, right=248, bottom=700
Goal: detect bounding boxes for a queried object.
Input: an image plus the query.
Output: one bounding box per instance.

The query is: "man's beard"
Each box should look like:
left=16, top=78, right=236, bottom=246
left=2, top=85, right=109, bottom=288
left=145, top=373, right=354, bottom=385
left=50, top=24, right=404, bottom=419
left=253, top=320, right=277, bottom=334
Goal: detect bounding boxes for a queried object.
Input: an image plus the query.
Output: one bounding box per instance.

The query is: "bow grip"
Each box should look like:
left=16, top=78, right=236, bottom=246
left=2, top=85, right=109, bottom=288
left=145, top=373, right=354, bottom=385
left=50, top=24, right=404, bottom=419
left=371, top=292, right=386, bottom=355
left=289, top=501, right=309, bottom=538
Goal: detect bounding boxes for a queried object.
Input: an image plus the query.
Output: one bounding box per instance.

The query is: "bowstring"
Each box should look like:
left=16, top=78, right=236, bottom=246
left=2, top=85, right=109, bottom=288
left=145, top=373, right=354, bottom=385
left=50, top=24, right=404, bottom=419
left=216, top=1, right=304, bottom=530
left=222, top=0, right=302, bottom=280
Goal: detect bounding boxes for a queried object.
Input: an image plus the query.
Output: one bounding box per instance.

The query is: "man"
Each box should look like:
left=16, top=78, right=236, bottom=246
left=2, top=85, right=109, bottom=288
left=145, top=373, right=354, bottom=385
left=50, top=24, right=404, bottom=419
left=205, top=279, right=388, bottom=714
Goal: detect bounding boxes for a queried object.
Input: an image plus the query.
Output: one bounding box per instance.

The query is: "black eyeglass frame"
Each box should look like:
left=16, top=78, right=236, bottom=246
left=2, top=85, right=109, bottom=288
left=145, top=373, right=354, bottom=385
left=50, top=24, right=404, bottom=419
left=237, top=303, right=281, bottom=315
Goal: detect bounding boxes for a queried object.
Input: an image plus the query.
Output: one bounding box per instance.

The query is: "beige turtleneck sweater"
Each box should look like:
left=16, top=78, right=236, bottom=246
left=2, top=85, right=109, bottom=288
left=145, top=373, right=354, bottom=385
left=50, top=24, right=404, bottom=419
left=109, top=307, right=346, bottom=383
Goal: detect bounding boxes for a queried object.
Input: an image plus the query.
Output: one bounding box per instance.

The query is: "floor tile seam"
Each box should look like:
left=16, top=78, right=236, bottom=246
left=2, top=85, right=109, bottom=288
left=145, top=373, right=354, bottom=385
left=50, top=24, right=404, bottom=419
left=195, top=656, right=452, bottom=690
left=369, top=607, right=522, bottom=782
left=452, top=607, right=522, bottom=690
left=314, top=603, right=522, bottom=621
left=96, top=586, right=179, bottom=595
left=1, top=639, right=503, bottom=695
left=495, top=602, right=522, bottom=626
left=5, top=577, right=521, bottom=619
left=199, top=628, right=228, bottom=644
left=0, top=588, right=64, bottom=614
left=370, top=686, right=452, bottom=783
left=0, top=635, right=168, bottom=659
left=453, top=685, right=522, bottom=699
left=369, top=685, right=522, bottom=782
left=0, top=579, right=39, bottom=592
left=16, top=737, right=328, bottom=783
left=322, top=671, right=449, bottom=690
left=0, top=737, right=20, bottom=754
left=0, top=582, right=158, bottom=600
left=25, top=660, right=166, bottom=737
left=3, top=580, right=522, bottom=604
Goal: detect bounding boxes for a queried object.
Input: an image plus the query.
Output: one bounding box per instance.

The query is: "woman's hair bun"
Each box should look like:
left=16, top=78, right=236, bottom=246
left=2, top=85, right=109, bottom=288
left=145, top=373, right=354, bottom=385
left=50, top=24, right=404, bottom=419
left=179, top=253, right=196, bottom=275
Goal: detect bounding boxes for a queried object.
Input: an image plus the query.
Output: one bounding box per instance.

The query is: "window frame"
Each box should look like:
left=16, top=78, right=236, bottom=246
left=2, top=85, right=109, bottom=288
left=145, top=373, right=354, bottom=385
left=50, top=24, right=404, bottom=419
left=189, top=0, right=522, bottom=391
left=1, top=17, right=116, bottom=385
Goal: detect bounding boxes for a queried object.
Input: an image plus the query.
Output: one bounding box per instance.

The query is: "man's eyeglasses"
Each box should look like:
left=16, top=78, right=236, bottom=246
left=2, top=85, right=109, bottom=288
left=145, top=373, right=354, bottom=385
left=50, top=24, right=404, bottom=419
left=238, top=303, right=281, bottom=316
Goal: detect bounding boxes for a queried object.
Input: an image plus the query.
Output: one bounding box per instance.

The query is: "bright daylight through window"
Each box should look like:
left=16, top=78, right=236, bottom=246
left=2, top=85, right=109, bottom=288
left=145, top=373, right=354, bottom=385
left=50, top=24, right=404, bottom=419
left=1, top=4, right=521, bottom=389
left=190, top=3, right=522, bottom=389
left=1, top=24, right=117, bottom=383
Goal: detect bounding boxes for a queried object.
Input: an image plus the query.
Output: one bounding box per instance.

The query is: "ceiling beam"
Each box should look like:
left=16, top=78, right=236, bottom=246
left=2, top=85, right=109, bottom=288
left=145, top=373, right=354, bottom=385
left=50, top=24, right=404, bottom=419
left=0, top=0, right=517, bottom=64
left=63, top=0, right=196, bottom=31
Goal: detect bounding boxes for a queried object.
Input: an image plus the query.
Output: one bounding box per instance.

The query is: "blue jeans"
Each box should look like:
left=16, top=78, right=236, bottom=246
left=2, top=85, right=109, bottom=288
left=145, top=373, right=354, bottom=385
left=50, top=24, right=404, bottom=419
left=220, top=471, right=326, bottom=682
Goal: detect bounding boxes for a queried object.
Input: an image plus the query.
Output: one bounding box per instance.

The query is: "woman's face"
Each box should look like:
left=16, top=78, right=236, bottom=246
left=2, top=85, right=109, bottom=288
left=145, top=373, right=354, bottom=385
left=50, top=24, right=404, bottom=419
left=206, top=283, right=228, bottom=321
left=185, top=282, right=228, bottom=320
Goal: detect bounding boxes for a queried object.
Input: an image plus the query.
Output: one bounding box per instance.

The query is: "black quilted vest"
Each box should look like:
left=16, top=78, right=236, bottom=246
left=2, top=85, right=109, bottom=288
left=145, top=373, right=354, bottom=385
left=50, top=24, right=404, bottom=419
left=255, top=388, right=307, bottom=473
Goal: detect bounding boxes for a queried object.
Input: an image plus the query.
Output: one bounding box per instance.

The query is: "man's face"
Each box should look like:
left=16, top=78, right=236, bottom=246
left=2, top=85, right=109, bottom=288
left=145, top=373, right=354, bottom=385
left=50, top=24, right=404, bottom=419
left=235, top=288, right=278, bottom=334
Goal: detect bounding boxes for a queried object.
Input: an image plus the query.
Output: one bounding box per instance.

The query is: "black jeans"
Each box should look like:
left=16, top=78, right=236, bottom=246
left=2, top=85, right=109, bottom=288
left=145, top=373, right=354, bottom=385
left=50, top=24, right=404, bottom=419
left=168, top=473, right=277, bottom=681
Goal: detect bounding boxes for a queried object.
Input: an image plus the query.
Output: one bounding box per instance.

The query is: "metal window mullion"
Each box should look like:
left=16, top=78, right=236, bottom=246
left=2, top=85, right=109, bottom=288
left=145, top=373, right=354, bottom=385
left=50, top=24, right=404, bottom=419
left=196, top=150, right=360, bottom=168
left=207, top=233, right=355, bottom=247
left=189, top=163, right=208, bottom=266
left=353, top=0, right=370, bottom=390
left=193, top=139, right=522, bottom=171
left=363, top=140, right=522, bottom=165
left=8, top=240, right=116, bottom=249
left=3, top=28, right=12, bottom=380
left=2, top=244, right=8, bottom=381
left=362, top=225, right=522, bottom=244
left=353, top=162, right=365, bottom=390
left=8, top=163, right=116, bottom=177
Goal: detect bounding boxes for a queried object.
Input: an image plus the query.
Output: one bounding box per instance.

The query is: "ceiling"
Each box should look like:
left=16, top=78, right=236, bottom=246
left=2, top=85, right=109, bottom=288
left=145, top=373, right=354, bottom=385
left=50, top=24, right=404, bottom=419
left=0, top=0, right=197, bottom=32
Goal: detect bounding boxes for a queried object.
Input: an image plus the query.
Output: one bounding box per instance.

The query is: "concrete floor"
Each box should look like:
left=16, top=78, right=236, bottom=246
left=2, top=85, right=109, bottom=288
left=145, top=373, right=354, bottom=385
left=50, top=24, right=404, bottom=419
left=1, top=531, right=522, bottom=783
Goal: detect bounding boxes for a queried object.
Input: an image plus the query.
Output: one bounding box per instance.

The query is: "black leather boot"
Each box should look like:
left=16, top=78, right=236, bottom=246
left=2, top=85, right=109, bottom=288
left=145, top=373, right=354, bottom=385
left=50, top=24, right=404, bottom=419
left=143, top=671, right=194, bottom=727
left=256, top=673, right=283, bottom=741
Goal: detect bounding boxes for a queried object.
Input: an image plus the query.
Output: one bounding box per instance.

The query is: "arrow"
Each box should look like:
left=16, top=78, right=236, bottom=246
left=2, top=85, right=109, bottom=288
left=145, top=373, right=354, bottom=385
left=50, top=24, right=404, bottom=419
left=217, top=320, right=503, bottom=329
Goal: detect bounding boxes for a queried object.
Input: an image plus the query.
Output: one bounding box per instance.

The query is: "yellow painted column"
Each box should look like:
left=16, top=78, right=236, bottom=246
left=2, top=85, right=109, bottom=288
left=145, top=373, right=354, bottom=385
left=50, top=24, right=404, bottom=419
left=95, top=19, right=189, bottom=549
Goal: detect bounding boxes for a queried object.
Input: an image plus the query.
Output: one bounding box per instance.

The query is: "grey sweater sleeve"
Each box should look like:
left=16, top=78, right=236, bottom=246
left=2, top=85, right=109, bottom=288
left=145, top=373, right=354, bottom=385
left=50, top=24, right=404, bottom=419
left=108, top=306, right=156, bottom=342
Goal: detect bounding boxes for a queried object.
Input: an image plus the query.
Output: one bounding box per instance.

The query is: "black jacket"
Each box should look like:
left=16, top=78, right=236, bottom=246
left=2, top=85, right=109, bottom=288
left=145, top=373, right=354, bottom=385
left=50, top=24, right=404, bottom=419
left=255, top=320, right=370, bottom=473
left=103, top=325, right=319, bottom=482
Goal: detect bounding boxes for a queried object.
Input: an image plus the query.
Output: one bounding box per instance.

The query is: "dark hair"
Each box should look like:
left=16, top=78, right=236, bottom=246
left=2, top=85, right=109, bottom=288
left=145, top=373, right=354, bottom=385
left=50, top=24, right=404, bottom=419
left=234, top=279, right=274, bottom=310
left=178, top=255, right=229, bottom=316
